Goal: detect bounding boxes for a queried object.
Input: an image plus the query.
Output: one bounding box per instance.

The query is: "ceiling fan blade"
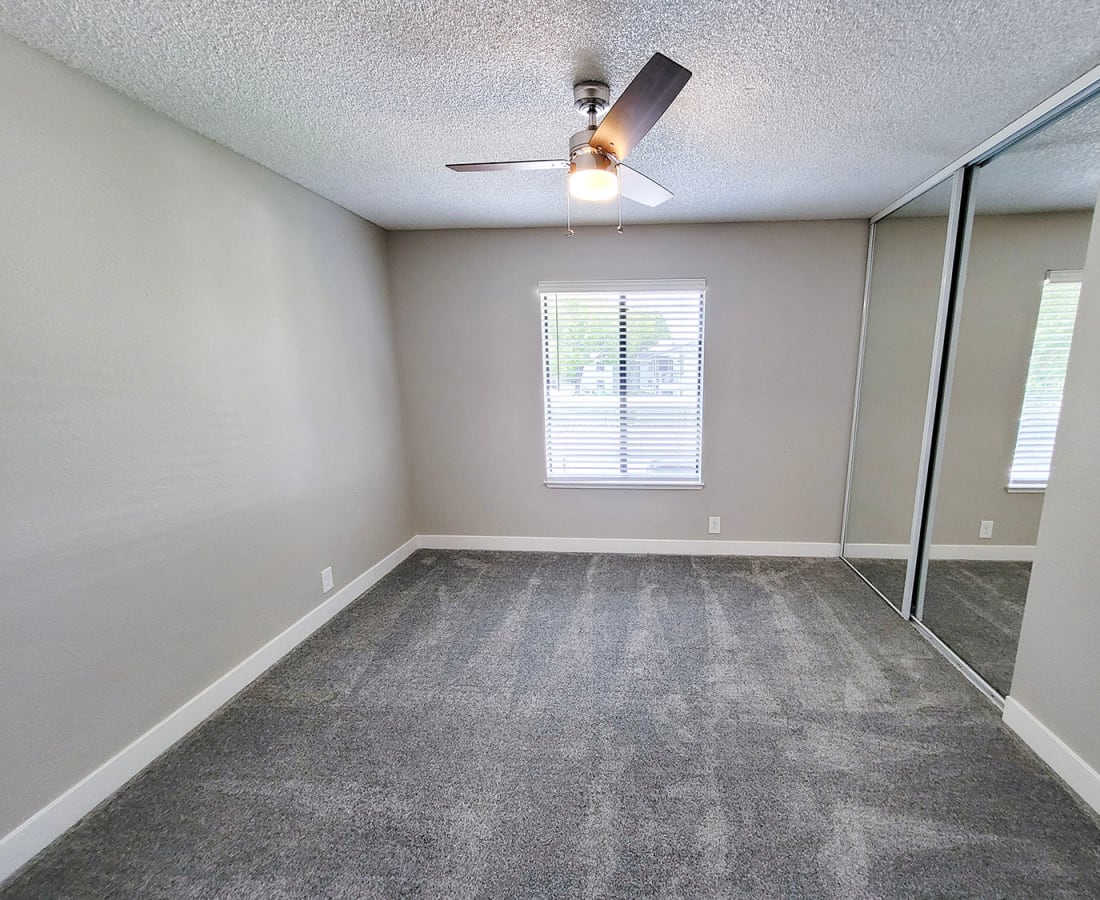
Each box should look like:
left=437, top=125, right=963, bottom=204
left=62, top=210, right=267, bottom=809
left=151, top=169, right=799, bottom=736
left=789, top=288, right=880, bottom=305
left=618, top=164, right=673, bottom=207
left=589, top=52, right=691, bottom=161
left=446, top=160, right=568, bottom=172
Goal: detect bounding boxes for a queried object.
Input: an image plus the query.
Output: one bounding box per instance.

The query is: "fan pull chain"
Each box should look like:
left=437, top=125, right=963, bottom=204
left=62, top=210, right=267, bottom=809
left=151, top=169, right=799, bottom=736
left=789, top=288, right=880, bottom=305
left=616, top=165, right=623, bottom=234
left=566, top=177, right=574, bottom=237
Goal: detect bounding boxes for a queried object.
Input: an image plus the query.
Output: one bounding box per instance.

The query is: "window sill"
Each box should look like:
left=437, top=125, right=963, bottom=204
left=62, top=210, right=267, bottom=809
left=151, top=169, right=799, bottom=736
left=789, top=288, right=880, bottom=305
left=544, top=481, right=704, bottom=490
left=1005, top=486, right=1046, bottom=494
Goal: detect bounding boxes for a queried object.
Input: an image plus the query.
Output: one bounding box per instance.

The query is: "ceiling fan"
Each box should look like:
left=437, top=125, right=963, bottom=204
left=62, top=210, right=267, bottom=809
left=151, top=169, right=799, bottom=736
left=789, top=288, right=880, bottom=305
left=447, top=53, right=692, bottom=228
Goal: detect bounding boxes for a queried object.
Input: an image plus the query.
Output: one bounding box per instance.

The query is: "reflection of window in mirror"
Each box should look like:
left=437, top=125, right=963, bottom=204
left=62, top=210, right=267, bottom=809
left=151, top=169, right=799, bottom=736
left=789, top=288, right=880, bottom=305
left=1007, top=270, right=1082, bottom=491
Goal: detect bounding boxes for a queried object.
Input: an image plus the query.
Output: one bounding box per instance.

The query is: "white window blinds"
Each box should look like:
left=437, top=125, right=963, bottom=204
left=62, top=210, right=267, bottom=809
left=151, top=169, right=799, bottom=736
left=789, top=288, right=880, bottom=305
left=540, top=280, right=705, bottom=486
left=1007, top=270, right=1082, bottom=490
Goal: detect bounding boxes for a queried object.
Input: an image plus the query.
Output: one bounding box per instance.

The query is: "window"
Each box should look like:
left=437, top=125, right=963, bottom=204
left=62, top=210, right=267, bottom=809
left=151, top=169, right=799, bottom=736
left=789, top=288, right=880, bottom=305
left=540, top=280, right=705, bottom=487
left=1007, top=270, right=1082, bottom=491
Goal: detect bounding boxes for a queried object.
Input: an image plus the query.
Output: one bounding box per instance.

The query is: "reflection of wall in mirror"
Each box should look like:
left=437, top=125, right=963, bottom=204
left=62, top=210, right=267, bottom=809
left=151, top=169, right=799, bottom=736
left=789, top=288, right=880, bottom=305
left=935, top=210, right=1092, bottom=548
left=848, top=210, right=1092, bottom=551
left=847, top=216, right=949, bottom=547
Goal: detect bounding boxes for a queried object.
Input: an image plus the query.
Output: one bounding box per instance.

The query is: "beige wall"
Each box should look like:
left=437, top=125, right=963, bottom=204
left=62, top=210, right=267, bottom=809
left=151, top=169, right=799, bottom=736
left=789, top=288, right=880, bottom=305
left=846, top=211, right=1092, bottom=549
left=387, top=221, right=868, bottom=542
left=1011, top=192, right=1100, bottom=771
left=0, top=35, right=412, bottom=834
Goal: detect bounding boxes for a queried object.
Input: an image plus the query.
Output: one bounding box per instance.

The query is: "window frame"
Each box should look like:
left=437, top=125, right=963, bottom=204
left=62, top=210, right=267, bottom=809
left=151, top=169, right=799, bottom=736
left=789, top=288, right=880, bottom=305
left=539, top=279, right=706, bottom=490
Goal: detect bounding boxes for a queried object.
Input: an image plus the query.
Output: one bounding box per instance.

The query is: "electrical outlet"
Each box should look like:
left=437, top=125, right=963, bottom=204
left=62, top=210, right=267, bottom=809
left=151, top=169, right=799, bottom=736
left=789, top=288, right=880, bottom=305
left=979, top=520, right=994, bottom=539
left=321, top=566, right=334, bottom=593
left=708, top=516, right=721, bottom=535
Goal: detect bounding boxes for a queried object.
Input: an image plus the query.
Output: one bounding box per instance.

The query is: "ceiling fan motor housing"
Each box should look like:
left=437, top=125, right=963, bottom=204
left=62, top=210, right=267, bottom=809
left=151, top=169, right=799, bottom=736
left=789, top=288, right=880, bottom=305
left=570, top=129, right=617, bottom=174
left=570, top=128, right=601, bottom=155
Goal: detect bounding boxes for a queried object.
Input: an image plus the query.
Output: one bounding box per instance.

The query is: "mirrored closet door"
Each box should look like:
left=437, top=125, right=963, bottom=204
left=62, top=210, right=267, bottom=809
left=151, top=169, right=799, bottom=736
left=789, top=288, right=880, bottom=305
left=842, top=178, right=956, bottom=611
left=844, top=78, right=1100, bottom=701
left=918, top=91, right=1100, bottom=695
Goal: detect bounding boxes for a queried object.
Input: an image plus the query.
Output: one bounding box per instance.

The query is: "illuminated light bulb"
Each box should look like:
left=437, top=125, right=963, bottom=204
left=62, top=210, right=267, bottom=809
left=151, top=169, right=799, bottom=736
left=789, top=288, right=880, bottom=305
left=568, top=150, right=619, bottom=202
left=569, top=167, right=619, bottom=202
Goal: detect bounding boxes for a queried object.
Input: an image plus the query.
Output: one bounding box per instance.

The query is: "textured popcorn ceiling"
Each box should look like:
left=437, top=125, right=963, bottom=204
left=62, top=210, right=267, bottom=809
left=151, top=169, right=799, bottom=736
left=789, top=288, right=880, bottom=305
left=889, top=91, right=1100, bottom=218
left=1, top=1, right=1099, bottom=229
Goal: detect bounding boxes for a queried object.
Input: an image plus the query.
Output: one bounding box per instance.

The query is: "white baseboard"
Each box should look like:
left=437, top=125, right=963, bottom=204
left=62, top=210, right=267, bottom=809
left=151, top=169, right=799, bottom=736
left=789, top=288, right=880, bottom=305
left=843, top=543, right=1035, bottom=562
left=843, top=542, right=910, bottom=559
left=929, top=544, right=1035, bottom=562
left=418, top=534, right=840, bottom=557
left=1003, top=697, right=1100, bottom=816
left=0, top=535, right=419, bottom=885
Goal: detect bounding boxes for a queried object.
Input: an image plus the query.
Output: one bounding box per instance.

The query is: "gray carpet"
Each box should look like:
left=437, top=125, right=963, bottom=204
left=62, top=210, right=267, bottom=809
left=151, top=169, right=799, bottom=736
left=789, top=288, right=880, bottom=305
left=4, top=551, right=1099, bottom=898
left=847, top=558, right=1030, bottom=696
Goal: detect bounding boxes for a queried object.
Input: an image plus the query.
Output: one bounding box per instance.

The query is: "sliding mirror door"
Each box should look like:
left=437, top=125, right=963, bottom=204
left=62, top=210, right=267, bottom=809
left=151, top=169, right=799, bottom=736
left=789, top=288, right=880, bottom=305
left=843, top=178, right=955, bottom=610
left=919, top=93, right=1100, bottom=694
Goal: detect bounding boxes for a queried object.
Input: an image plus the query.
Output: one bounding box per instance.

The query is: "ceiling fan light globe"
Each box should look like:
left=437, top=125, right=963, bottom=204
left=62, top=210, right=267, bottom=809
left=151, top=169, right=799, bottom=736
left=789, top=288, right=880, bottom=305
left=568, top=149, right=619, bottom=203
left=569, top=168, right=619, bottom=202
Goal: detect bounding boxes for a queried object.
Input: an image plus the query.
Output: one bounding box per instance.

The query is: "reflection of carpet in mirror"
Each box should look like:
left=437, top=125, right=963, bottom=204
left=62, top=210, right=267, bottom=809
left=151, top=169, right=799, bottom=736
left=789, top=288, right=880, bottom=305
left=847, top=558, right=908, bottom=610
left=847, top=558, right=1030, bottom=696
left=922, top=560, right=1031, bottom=697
